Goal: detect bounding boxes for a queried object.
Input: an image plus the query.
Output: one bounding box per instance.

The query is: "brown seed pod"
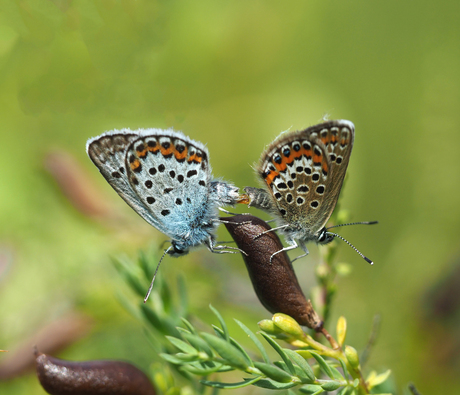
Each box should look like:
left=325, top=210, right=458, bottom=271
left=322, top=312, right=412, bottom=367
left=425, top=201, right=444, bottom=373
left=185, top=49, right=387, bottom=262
left=223, top=214, right=323, bottom=331
left=35, top=351, right=156, bottom=395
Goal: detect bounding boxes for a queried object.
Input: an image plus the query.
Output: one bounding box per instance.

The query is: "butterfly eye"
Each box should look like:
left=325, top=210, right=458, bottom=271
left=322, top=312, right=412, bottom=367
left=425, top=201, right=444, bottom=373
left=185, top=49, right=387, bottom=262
left=171, top=245, right=184, bottom=254
left=317, top=229, right=333, bottom=243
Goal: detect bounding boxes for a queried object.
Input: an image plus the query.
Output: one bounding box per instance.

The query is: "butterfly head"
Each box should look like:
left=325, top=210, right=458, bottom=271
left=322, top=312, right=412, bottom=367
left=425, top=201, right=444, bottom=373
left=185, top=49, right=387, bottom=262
left=316, top=227, right=335, bottom=245
left=168, top=243, right=190, bottom=257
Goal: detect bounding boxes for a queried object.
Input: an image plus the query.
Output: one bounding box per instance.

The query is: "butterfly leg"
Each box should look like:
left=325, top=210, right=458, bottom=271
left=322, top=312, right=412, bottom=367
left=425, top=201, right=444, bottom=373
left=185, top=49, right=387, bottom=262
left=216, top=218, right=253, bottom=227
left=206, top=237, right=248, bottom=256
left=269, top=240, right=299, bottom=263
left=218, top=207, right=251, bottom=216
left=290, top=240, right=309, bottom=263
left=254, top=224, right=290, bottom=240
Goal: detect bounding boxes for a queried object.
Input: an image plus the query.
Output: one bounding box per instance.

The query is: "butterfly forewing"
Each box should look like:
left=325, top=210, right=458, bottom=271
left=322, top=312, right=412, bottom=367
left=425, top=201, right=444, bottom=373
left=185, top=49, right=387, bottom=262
left=257, top=120, right=354, bottom=238
left=86, top=131, right=162, bottom=229
left=315, top=120, right=354, bottom=222
left=124, top=131, right=213, bottom=240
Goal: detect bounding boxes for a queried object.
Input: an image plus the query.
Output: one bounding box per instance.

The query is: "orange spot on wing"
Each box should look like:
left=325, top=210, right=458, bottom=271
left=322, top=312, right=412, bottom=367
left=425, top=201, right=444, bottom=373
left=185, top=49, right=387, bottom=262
left=292, top=150, right=303, bottom=160
left=322, top=161, right=329, bottom=174
left=284, top=154, right=295, bottom=167
left=130, top=159, right=141, bottom=171
left=188, top=154, right=202, bottom=163
left=300, top=147, right=312, bottom=158
left=137, top=149, right=148, bottom=158
left=273, top=161, right=287, bottom=172
left=313, top=154, right=322, bottom=164
left=147, top=145, right=160, bottom=153
left=321, top=136, right=330, bottom=145
left=160, top=146, right=174, bottom=156
left=174, top=146, right=188, bottom=160
left=331, top=134, right=338, bottom=144
left=264, top=170, right=279, bottom=186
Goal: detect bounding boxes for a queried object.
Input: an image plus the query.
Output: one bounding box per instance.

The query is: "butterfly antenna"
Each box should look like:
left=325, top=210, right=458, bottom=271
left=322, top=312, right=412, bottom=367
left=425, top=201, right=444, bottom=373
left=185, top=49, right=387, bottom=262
left=326, top=221, right=378, bottom=230
left=326, top=231, right=374, bottom=265
left=144, top=245, right=172, bottom=303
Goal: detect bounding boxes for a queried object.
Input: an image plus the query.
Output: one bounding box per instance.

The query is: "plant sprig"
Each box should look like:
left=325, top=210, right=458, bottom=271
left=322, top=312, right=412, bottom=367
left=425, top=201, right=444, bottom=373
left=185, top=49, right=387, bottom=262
left=159, top=306, right=391, bottom=394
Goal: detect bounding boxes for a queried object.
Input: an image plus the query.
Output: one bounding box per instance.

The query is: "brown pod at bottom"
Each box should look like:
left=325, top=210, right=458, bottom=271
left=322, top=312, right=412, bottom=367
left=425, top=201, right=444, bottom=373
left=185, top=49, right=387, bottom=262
left=223, top=214, right=322, bottom=331
left=35, top=351, right=156, bottom=395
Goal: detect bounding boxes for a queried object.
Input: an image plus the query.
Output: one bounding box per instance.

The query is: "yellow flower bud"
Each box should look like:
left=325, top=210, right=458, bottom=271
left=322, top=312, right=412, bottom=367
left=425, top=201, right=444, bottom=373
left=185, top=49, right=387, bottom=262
left=345, top=345, right=360, bottom=369
left=258, top=319, right=283, bottom=334
left=272, top=313, right=304, bottom=337
left=336, top=316, right=347, bottom=346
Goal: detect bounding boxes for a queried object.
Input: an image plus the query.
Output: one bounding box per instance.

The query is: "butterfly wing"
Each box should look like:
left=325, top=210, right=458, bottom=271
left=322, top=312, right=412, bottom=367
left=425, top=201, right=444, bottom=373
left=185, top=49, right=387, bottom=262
left=317, top=120, right=355, bottom=222
left=124, top=130, right=214, bottom=245
left=257, top=120, right=354, bottom=238
left=87, top=130, right=163, bottom=229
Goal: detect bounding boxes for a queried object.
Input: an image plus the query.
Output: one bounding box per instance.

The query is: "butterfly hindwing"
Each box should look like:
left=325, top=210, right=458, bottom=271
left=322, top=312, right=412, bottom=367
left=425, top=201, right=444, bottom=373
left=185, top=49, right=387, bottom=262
left=124, top=130, right=214, bottom=241
left=257, top=120, right=355, bottom=239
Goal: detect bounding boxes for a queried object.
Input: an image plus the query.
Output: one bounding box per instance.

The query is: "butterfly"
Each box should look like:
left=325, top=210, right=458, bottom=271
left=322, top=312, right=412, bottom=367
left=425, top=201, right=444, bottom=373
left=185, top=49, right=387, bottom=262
left=242, top=120, right=376, bottom=263
left=87, top=128, right=241, bottom=300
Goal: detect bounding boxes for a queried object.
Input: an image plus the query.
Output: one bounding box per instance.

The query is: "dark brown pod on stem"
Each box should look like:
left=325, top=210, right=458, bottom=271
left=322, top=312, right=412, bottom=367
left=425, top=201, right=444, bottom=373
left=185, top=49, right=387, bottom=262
left=223, top=214, right=323, bottom=331
left=35, top=351, right=156, bottom=395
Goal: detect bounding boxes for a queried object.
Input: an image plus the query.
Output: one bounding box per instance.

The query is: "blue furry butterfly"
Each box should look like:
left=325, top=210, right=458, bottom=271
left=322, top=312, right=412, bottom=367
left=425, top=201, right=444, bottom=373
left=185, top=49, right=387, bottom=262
left=87, top=128, right=240, bottom=301
left=242, top=120, right=376, bottom=263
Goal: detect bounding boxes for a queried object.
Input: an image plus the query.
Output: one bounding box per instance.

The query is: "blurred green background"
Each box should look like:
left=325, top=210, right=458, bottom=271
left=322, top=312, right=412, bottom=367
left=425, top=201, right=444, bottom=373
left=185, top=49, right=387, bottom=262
left=1, top=0, right=459, bottom=394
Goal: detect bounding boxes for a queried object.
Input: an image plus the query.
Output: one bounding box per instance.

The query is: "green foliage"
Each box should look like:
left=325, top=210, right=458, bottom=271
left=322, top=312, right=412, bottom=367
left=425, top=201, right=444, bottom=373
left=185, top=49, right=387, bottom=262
left=115, top=251, right=392, bottom=394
